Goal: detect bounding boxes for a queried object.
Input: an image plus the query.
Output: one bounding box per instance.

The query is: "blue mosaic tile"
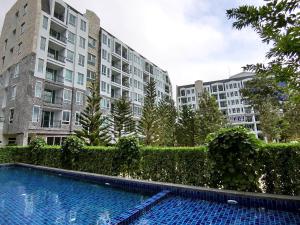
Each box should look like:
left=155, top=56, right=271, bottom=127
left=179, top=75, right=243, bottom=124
left=0, top=166, right=150, bottom=225
left=132, top=195, right=300, bottom=225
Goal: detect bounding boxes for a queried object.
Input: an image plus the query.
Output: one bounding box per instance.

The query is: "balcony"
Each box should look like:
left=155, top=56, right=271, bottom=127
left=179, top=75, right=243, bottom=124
left=43, top=95, right=63, bottom=105
left=47, top=52, right=65, bottom=63
left=50, top=29, right=67, bottom=44
left=41, top=120, right=62, bottom=128
left=46, top=69, right=64, bottom=85
left=111, top=76, right=121, bottom=85
left=53, top=2, right=65, bottom=23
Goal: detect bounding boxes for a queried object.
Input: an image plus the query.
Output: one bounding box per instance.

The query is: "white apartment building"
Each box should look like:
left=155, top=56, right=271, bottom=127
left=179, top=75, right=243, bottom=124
left=176, top=72, right=261, bottom=138
left=0, top=0, right=172, bottom=146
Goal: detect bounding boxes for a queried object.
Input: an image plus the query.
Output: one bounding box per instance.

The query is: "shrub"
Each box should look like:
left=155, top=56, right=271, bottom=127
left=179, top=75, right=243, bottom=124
left=207, top=127, right=260, bottom=192
left=114, top=136, right=140, bottom=177
left=29, top=137, right=46, bottom=164
left=61, top=136, right=85, bottom=169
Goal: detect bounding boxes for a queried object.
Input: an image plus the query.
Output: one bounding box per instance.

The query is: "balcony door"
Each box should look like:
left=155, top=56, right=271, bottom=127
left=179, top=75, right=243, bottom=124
left=42, top=111, right=54, bottom=128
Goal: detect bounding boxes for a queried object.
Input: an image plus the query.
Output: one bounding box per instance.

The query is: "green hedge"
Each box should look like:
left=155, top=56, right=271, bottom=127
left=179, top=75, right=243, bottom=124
left=0, top=143, right=299, bottom=195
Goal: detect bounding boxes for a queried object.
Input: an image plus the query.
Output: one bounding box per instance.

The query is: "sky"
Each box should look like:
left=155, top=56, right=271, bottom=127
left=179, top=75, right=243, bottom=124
left=0, top=0, right=268, bottom=95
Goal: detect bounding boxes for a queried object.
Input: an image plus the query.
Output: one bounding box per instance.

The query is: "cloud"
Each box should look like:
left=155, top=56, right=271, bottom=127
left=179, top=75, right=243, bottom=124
left=0, top=0, right=268, bottom=96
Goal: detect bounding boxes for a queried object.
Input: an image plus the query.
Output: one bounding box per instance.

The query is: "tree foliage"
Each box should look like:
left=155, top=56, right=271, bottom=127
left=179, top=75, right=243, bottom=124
left=140, top=79, right=158, bottom=145
left=176, top=105, right=197, bottom=147
left=196, top=92, right=226, bottom=144
left=227, top=0, right=300, bottom=91
left=75, top=82, right=110, bottom=146
left=155, top=97, right=177, bottom=146
left=111, top=97, right=135, bottom=140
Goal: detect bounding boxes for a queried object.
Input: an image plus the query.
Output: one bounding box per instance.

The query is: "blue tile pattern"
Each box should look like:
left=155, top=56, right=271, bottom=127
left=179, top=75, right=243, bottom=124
left=132, top=196, right=300, bottom=225
left=0, top=167, right=149, bottom=225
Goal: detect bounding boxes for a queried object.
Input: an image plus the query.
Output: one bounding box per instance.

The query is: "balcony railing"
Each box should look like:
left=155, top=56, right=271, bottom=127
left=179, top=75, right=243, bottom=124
left=50, top=30, right=67, bottom=43
left=46, top=72, right=64, bottom=84
left=47, top=52, right=65, bottom=63
left=111, top=77, right=121, bottom=85
left=54, top=13, right=64, bottom=22
left=43, top=95, right=63, bottom=105
left=41, top=120, right=62, bottom=128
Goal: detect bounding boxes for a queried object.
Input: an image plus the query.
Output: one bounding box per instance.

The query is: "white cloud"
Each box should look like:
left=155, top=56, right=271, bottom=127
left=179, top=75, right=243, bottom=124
left=0, top=0, right=268, bottom=96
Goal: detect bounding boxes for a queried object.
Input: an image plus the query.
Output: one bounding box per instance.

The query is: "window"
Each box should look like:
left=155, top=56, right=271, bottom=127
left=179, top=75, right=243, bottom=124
left=18, top=42, right=22, bottom=55
left=101, top=81, right=106, bottom=92
left=79, top=37, right=86, bottom=49
left=87, top=53, right=95, bottom=66
left=88, top=36, right=96, bottom=48
left=80, top=20, right=86, bottom=31
left=102, top=49, right=107, bottom=60
left=21, top=23, right=25, bottom=34
left=62, top=111, right=71, bottom=124
left=63, top=89, right=72, bottom=103
left=87, top=70, right=96, bottom=80
left=40, top=36, right=46, bottom=51
left=102, top=33, right=107, bottom=44
left=101, top=65, right=107, bottom=75
left=107, top=38, right=111, bottom=47
left=23, top=4, right=28, bottom=15
left=66, top=50, right=74, bottom=63
left=76, top=91, right=84, bottom=105
left=69, top=14, right=76, bottom=26
left=42, top=16, right=48, bottom=29
left=35, top=81, right=42, bottom=98
left=9, top=108, right=14, bottom=123
left=38, top=59, right=44, bottom=73
left=78, top=54, right=85, bottom=66
left=12, top=64, right=19, bottom=78
left=75, top=112, right=81, bottom=125
left=68, top=32, right=75, bottom=44
left=65, top=69, right=73, bottom=82
left=10, top=86, right=17, bottom=99
left=32, top=106, right=40, bottom=122
left=77, top=73, right=84, bottom=85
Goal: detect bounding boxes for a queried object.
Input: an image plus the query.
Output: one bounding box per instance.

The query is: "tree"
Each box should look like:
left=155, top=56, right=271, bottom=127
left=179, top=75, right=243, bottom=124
left=196, top=92, right=226, bottom=144
left=176, top=105, right=197, bottom=147
left=139, top=79, right=158, bottom=145
left=75, top=82, right=110, bottom=146
left=227, top=0, right=300, bottom=91
left=155, top=97, right=177, bottom=146
left=111, top=97, right=135, bottom=140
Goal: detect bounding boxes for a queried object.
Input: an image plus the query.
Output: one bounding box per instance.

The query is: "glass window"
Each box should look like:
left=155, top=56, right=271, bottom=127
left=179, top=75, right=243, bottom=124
left=32, top=106, right=40, bottom=122
left=65, top=69, right=73, bottom=82
left=88, top=37, right=96, bottom=48
left=63, top=89, right=72, bottom=103
left=40, top=36, right=46, bottom=51
left=66, top=50, right=74, bottom=62
left=42, top=16, right=48, bottom=29
left=75, top=112, right=81, bottom=125
left=80, top=20, right=86, bottom=31
left=69, top=14, right=76, bottom=26
left=76, top=91, right=84, bottom=105
left=35, top=81, right=42, bottom=98
left=101, top=65, right=107, bottom=75
left=87, top=70, right=96, bottom=80
left=62, top=111, right=71, bottom=124
left=78, top=54, right=85, bottom=66
left=102, top=49, right=107, bottom=60
left=77, top=73, right=84, bottom=85
left=102, top=33, right=107, bottom=44
left=38, top=59, right=44, bottom=73
left=87, top=53, right=96, bottom=66
left=9, top=108, right=14, bottom=123
left=79, top=37, right=86, bottom=49
left=68, top=32, right=75, bottom=44
left=101, top=81, right=106, bottom=92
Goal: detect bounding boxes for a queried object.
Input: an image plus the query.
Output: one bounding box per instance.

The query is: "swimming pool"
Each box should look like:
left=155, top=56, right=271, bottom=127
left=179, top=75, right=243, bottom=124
left=0, top=164, right=299, bottom=225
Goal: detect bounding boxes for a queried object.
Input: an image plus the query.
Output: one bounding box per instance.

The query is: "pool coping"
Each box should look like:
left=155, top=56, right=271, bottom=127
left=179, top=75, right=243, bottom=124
left=1, top=163, right=299, bottom=213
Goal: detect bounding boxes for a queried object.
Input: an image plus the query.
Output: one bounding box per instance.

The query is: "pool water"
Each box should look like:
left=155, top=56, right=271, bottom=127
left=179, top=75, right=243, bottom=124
left=132, top=196, right=300, bottom=225
left=0, top=167, right=149, bottom=225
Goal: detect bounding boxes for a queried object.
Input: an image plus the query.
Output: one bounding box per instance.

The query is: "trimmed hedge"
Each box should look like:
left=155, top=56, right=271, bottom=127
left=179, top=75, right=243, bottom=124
left=0, top=143, right=299, bottom=195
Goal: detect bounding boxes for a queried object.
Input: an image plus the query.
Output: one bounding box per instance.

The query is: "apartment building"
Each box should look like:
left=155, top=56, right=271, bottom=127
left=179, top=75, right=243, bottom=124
left=176, top=72, right=261, bottom=137
left=99, top=29, right=172, bottom=119
left=0, top=0, right=172, bottom=146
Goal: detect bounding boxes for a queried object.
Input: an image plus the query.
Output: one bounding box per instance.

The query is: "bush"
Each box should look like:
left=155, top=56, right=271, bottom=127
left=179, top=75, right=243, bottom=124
left=207, top=127, right=260, bottom=192
left=114, top=136, right=140, bottom=177
left=61, top=136, right=85, bottom=169
left=29, top=137, right=46, bottom=164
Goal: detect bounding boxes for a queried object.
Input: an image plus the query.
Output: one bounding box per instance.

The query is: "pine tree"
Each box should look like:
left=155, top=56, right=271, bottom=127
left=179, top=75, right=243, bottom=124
left=75, top=82, right=111, bottom=146
left=111, top=97, right=135, bottom=140
left=196, top=91, right=226, bottom=144
left=156, top=97, right=177, bottom=146
left=140, top=79, right=158, bottom=145
left=175, top=105, right=197, bottom=146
